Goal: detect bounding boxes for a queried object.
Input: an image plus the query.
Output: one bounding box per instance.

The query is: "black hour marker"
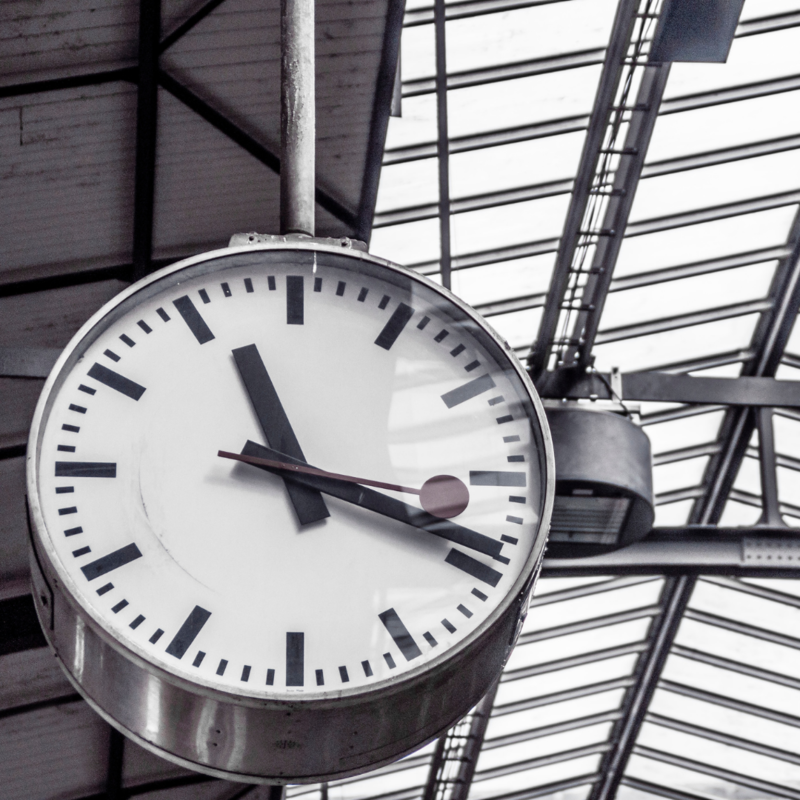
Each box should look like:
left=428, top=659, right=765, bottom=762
left=199, top=289, right=211, bottom=304
left=442, top=619, right=456, bottom=634
left=222, top=282, right=232, bottom=297
left=58, top=507, right=77, bottom=515
left=458, top=604, right=473, bottom=618
left=69, top=404, right=86, bottom=414
left=193, top=652, right=205, bottom=667
left=72, top=546, right=91, bottom=557
left=56, top=462, right=116, bottom=478
left=286, top=632, right=304, bottom=686
left=316, top=669, right=324, bottom=686
left=501, top=534, right=518, bottom=544
left=78, top=385, right=96, bottom=395
left=375, top=303, right=415, bottom=350
left=314, top=277, right=322, bottom=292
left=384, top=653, right=396, bottom=669
left=472, top=588, right=488, bottom=601
left=336, top=281, right=346, bottom=296
left=57, top=445, right=76, bottom=453
left=470, top=471, right=526, bottom=487
left=266, top=669, right=275, bottom=685
left=424, top=632, right=437, bottom=647
left=504, top=435, right=521, bottom=443
left=165, top=606, right=212, bottom=659
left=506, top=515, right=523, bottom=524
left=441, top=374, right=497, bottom=408
left=339, top=666, right=349, bottom=682
left=88, top=363, right=146, bottom=400
left=62, top=424, right=80, bottom=433
left=465, top=360, right=480, bottom=372
left=97, top=583, right=113, bottom=595
left=173, top=295, right=215, bottom=344
left=64, top=526, right=82, bottom=536
left=509, top=496, right=526, bottom=504
left=379, top=295, right=390, bottom=309
left=434, top=330, right=449, bottom=343
left=104, top=349, right=120, bottom=362
left=287, top=276, right=304, bottom=324
left=138, top=320, right=152, bottom=334
left=496, top=415, right=513, bottom=425
left=150, top=629, right=164, bottom=644
left=379, top=608, right=422, bottom=661
left=120, top=334, right=135, bottom=348
left=112, top=600, right=128, bottom=613
left=81, top=543, right=143, bottom=581
left=450, top=344, right=465, bottom=357
left=241, top=665, right=251, bottom=682
left=156, top=307, right=170, bottom=322
left=445, top=548, right=503, bottom=587
left=131, top=615, right=145, bottom=629
left=488, top=396, right=504, bottom=406
left=268, top=276, right=276, bottom=290
left=245, top=278, right=254, bottom=293
left=216, top=660, right=228, bottom=676
left=358, top=287, right=368, bottom=302
left=56, top=487, right=74, bottom=494
left=362, top=660, right=373, bottom=677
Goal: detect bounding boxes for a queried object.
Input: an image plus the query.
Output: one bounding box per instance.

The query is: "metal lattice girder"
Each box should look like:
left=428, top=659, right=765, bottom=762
left=528, top=0, right=641, bottom=378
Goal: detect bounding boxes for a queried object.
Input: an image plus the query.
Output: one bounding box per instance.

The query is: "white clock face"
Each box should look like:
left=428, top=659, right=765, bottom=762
left=32, top=247, right=549, bottom=699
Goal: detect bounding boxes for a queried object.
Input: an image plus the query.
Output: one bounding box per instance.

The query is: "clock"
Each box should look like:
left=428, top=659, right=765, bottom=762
left=27, top=237, right=554, bottom=783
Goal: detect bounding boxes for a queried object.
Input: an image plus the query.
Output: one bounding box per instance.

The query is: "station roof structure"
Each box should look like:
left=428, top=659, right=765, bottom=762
left=4, top=0, right=800, bottom=799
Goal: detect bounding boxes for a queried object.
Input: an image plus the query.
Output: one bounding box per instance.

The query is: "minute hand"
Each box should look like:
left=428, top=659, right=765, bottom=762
left=237, top=441, right=503, bottom=559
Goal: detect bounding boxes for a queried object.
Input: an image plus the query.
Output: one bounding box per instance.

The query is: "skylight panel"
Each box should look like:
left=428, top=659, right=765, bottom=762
left=401, top=22, right=435, bottom=81
left=448, top=132, right=584, bottom=199
left=375, top=158, right=439, bottom=213
left=649, top=689, right=800, bottom=754
left=469, top=755, right=600, bottom=799
left=475, top=722, right=613, bottom=773
left=731, top=449, right=762, bottom=496
left=446, top=66, right=602, bottom=138
left=653, top=499, right=694, bottom=526
left=647, top=91, right=800, bottom=163
left=653, top=458, right=710, bottom=497
left=630, top=150, right=800, bottom=224
left=739, top=0, right=800, bottom=20
left=328, top=764, right=429, bottom=800
left=614, top=207, right=797, bottom=277
left=370, top=217, right=440, bottom=266
left=643, top=409, right=725, bottom=453
left=444, top=0, right=616, bottom=73
left=450, top=253, right=555, bottom=307
left=485, top=307, right=542, bottom=351
left=719, top=498, right=764, bottom=526
left=534, top=577, right=616, bottom=595
left=664, top=26, right=800, bottom=100
left=384, top=94, right=437, bottom=151
left=690, top=579, right=800, bottom=640
left=487, top=690, right=626, bottom=739
left=592, top=314, right=761, bottom=373
left=601, top=262, right=777, bottom=332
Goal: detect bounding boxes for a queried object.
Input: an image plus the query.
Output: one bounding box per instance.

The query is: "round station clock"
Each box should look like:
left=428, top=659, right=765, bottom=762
left=27, top=238, right=554, bottom=783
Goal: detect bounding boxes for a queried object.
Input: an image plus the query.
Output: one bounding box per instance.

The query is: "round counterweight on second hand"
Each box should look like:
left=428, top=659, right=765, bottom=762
left=419, top=475, right=470, bottom=519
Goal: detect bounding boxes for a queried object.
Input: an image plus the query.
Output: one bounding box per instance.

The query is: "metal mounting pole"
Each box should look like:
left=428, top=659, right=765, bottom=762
left=281, top=0, right=315, bottom=235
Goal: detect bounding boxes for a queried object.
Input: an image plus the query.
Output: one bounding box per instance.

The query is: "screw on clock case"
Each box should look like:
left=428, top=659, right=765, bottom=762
left=26, top=240, right=554, bottom=783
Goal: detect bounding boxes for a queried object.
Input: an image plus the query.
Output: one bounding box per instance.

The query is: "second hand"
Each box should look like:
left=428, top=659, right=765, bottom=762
left=218, top=450, right=470, bottom=519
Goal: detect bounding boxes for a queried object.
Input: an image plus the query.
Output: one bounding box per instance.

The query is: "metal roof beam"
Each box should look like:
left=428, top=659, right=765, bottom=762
left=528, top=0, right=641, bottom=378
left=587, top=575, right=695, bottom=800
left=131, top=0, right=161, bottom=282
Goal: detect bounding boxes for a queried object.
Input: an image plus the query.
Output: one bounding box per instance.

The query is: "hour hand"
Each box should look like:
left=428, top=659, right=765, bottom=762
left=232, top=344, right=329, bottom=525
left=235, top=441, right=503, bottom=559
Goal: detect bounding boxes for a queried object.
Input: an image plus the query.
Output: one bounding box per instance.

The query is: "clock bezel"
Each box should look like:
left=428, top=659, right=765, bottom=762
left=27, top=239, right=555, bottom=780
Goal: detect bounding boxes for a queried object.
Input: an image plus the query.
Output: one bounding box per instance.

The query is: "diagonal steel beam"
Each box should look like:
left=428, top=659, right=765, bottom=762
left=691, top=206, right=800, bottom=525
left=131, top=0, right=161, bottom=282
left=588, top=575, right=695, bottom=800
left=528, top=0, right=640, bottom=379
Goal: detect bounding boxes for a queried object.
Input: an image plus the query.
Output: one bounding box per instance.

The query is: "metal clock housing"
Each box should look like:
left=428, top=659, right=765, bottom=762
left=27, top=239, right=554, bottom=783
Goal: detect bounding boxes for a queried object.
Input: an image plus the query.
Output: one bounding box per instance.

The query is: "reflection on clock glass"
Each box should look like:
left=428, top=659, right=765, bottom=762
left=35, top=248, right=548, bottom=698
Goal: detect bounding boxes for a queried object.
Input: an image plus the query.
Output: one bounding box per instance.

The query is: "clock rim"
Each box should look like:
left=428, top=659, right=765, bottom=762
left=27, top=239, right=555, bottom=707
